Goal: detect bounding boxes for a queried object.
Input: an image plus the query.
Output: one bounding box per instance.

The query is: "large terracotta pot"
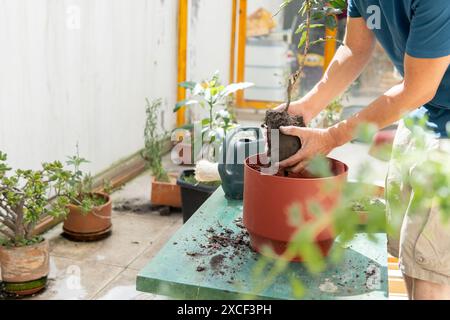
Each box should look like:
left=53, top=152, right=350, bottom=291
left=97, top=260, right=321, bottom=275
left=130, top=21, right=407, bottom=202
left=243, top=154, right=348, bottom=262
left=0, top=239, right=49, bottom=296
left=151, top=174, right=182, bottom=208
left=63, top=192, right=112, bottom=241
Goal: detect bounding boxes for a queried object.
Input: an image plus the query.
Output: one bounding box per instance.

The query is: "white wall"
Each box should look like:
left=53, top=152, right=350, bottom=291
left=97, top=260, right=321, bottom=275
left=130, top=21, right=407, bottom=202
left=0, top=0, right=178, bottom=173
left=186, top=0, right=232, bottom=121
left=0, top=0, right=234, bottom=174
left=187, top=0, right=232, bottom=84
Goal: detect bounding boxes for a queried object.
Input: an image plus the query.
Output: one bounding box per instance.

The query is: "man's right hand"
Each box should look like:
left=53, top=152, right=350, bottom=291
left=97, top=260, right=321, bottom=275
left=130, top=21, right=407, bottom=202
left=274, top=101, right=315, bottom=125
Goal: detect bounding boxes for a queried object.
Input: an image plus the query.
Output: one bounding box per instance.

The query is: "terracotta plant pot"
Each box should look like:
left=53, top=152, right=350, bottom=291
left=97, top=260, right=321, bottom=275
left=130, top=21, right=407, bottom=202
left=151, top=174, right=182, bottom=208
left=243, top=154, right=348, bottom=262
left=63, top=192, right=112, bottom=241
left=0, top=239, right=49, bottom=296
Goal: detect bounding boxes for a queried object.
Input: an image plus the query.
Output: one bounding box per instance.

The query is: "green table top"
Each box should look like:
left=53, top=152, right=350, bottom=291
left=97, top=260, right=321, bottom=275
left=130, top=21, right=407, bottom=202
left=137, top=189, right=388, bottom=300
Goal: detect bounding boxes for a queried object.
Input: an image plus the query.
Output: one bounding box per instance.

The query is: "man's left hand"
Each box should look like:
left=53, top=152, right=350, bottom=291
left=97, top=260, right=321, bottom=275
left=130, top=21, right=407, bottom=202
left=278, top=126, right=338, bottom=173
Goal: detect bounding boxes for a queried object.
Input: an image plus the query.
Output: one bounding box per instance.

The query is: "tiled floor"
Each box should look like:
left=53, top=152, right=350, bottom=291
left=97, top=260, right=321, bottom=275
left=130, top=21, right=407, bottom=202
left=28, top=163, right=184, bottom=300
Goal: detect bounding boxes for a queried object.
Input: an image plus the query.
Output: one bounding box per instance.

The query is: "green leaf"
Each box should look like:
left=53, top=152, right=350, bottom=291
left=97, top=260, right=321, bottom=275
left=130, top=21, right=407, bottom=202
left=178, top=81, right=196, bottom=90
left=325, top=15, right=337, bottom=30
left=221, top=82, right=254, bottom=97
left=298, top=31, right=307, bottom=49
left=295, top=23, right=305, bottom=35
left=356, top=123, right=378, bottom=144
left=330, top=0, right=346, bottom=10
left=274, top=0, right=294, bottom=17
left=307, top=155, right=332, bottom=178
left=290, top=276, right=305, bottom=299
left=288, top=204, right=303, bottom=226
left=173, top=99, right=198, bottom=112
left=201, top=118, right=211, bottom=126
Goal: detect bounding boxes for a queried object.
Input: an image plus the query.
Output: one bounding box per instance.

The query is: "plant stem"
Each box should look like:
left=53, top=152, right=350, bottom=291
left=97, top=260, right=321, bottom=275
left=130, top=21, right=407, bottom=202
left=209, top=102, right=213, bottom=129
left=13, top=200, right=25, bottom=242
left=0, top=215, right=16, bottom=231
left=286, top=0, right=312, bottom=112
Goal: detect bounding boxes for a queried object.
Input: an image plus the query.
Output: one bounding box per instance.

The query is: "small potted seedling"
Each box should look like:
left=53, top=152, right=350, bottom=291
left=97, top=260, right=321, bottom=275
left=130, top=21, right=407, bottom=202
left=349, top=182, right=386, bottom=226
left=0, top=152, right=74, bottom=296
left=142, top=98, right=182, bottom=209
left=62, top=148, right=113, bottom=241
left=174, top=72, right=253, bottom=222
left=311, top=98, right=344, bottom=128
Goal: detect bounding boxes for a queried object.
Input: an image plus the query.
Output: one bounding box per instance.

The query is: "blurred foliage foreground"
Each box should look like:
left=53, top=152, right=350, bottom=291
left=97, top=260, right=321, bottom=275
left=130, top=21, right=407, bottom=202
left=247, top=119, right=450, bottom=299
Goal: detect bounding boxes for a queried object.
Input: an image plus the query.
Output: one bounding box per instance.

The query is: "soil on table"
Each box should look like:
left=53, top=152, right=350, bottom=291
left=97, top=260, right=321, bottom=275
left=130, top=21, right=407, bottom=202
left=264, top=109, right=305, bottom=162
left=184, top=217, right=252, bottom=282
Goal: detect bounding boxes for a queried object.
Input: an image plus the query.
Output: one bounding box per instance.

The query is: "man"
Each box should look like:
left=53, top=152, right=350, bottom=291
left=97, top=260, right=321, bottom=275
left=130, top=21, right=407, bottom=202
left=278, top=0, right=450, bottom=299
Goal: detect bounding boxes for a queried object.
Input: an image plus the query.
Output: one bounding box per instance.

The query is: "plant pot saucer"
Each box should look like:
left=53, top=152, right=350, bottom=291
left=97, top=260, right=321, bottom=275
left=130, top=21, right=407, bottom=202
left=62, top=225, right=112, bottom=242
left=2, top=277, right=48, bottom=297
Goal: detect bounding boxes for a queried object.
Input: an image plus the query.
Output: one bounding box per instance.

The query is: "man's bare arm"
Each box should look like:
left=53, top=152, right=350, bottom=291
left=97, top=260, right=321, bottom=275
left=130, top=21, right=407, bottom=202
left=279, top=53, right=450, bottom=172
left=329, top=54, right=450, bottom=146
left=286, top=17, right=376, bottom=123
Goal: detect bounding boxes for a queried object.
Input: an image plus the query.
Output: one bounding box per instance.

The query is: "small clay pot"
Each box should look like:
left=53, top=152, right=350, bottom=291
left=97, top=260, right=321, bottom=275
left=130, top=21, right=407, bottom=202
left=151, top=174, right=182, bottom=208
left=243, top=154, right=348, bottom=262
left=0, top=239, right=49, bottom=296
left=349, top=183, right=385, bottom=225
left=63, top=192, right=112, bottom=241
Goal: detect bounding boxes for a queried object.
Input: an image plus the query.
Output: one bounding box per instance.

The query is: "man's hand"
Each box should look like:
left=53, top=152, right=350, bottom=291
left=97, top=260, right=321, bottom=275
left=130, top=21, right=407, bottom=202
left=274, top=102, right=315, bottom=125
left=278, top=126, right=338, bottom=173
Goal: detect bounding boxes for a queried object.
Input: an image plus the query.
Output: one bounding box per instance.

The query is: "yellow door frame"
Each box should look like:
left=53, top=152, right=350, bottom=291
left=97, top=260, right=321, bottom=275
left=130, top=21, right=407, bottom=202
left=176, top=0, right=337, bottom=117
left=177, top=0, right=188, bottom=127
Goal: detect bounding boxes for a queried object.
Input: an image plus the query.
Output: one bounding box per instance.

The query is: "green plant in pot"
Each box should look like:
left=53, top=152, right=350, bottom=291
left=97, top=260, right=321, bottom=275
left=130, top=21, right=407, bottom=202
left=143, top=98, right=182, bottom=208
left=0, top=151, right=74, bottom=296
left=62, top=149, right=112, bottom=242
left=174, top=72, right=253, bottom=222
left=174, top=71, right=252, bottom=162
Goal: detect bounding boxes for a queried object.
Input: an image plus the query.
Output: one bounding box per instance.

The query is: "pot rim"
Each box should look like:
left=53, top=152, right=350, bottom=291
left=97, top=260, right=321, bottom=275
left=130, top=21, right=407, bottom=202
left=176, top=169, right=220, bottom=192
left=151, top=173, right=179, bottom=185
left=0, top=238, right=49, bottom=251
left=67, top=192, right=111, bottom=211
left=245, top=154, right=349, bottom=182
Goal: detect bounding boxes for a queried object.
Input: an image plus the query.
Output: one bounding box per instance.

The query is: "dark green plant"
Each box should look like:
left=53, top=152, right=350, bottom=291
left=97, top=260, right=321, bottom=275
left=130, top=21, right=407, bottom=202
left=142, top=98, right=170, bottom=182
left=0, top=152, right=74, bottom=247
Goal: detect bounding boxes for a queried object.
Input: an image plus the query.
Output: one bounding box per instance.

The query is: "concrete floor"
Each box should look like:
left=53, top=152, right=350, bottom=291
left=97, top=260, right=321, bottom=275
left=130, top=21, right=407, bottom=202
left=26, top=154, right=186, bottom=300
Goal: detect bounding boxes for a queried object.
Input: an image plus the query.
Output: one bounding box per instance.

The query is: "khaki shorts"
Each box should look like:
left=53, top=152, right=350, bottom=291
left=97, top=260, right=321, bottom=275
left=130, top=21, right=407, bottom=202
left=386, top=120, right=450, bottom=286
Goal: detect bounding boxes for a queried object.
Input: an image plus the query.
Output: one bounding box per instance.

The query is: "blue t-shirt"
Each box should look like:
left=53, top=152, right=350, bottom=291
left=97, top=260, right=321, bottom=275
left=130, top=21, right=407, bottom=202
left=348, top=0, right=450, bottom=137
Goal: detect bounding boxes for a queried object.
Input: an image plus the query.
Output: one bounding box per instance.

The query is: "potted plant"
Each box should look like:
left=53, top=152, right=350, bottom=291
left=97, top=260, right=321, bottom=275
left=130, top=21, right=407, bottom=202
left=142, top=98, right=182, bottom=208
left=311, top=98, right=345, bottom=128
left=174, top=72, right=253, bottom=222
left=0, top=152, right=74, bottom=296
left=62, top=149, right=112, bottom=242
